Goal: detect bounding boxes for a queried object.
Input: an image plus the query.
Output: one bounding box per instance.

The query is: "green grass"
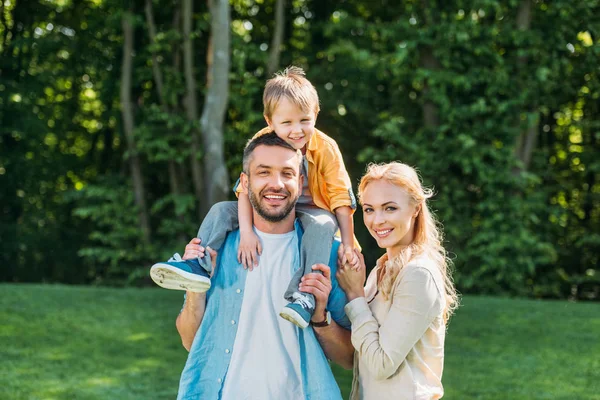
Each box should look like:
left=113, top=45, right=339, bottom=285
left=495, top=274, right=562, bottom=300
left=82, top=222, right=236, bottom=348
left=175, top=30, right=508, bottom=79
left=1, top=285, right=599, bottom=399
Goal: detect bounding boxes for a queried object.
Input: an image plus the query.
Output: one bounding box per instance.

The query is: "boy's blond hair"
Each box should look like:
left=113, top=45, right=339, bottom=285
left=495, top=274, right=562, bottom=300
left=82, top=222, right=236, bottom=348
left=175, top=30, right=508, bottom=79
left=263, top=66, right=320, bottom=119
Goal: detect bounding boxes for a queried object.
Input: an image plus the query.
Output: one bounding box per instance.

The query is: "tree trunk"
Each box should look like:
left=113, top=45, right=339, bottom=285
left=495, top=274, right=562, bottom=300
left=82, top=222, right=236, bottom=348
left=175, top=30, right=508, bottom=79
left=267, top=0, right=285, bottom=76
left=514, top=0, right=538, bottom=172
left=199, top=0, right=231, bottom=211
left=420, top=46, right=440, bottom=129
left=182, top=0, right=205, bottom=217
left=419, top=0, right=440, bottom=130
left=120, top=11, right=151, bottom=243
left=144, top=0, right=185, bottom=224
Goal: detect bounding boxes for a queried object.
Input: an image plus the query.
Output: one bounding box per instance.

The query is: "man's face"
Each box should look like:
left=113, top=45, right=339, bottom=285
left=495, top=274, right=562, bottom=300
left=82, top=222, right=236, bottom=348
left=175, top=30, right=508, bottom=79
left=242, top=144, right=301, bottom=223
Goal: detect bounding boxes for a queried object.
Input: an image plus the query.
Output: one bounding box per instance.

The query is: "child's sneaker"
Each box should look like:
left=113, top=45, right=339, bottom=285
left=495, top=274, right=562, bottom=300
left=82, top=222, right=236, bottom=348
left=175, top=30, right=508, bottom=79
left=150, top=253, right=211, bottom=293
left=279, top=294, right=314, bottom=329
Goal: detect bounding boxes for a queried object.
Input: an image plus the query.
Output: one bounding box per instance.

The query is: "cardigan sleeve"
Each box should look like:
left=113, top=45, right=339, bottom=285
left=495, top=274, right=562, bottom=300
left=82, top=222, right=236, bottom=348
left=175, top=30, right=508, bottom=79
left=344, top=266, right=443, bottom=380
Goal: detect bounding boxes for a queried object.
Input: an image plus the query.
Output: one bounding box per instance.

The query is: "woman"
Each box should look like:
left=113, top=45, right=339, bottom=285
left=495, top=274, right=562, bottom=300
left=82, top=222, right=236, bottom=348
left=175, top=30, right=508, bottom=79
left=337, top=162, right=459, bottom=400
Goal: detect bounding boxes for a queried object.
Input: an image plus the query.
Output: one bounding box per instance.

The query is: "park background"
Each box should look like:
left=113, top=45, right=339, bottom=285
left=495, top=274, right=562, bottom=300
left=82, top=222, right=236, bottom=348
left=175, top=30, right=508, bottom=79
left=1, top=0, right=599, bottom=399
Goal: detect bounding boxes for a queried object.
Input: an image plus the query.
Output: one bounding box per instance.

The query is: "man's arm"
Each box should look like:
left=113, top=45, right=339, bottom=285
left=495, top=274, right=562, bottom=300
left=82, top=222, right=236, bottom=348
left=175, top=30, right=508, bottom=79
left=174, top=239, right=217, bottom=351
left=176, top=292, right=207, bottom=351
left=299, top=264, right=355, bottom=369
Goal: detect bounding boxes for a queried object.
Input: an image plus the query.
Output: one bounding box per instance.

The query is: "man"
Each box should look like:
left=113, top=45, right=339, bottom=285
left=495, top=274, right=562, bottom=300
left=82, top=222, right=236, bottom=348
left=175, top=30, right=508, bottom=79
left=175, top=132, right=354, bottom=400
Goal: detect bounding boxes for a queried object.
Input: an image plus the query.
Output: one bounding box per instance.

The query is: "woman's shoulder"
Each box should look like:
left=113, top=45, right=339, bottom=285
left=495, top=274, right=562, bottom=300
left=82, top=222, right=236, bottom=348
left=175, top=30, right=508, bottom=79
left=397, top=257, right=444, bottom=291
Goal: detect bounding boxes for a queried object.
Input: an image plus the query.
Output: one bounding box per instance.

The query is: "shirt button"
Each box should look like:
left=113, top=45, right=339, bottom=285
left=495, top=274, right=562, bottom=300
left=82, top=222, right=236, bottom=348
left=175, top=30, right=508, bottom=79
left=231, top=320, right=236, bottom=325
left=217, top=378, right=222, bottom=383
left=225, top=349, right=230, bottom=354
left=236, top=289, right=241, bottom=294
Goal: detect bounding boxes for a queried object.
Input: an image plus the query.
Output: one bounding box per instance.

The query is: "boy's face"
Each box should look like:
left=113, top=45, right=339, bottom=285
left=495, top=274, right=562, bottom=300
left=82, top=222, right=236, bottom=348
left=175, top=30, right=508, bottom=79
left=265, top=97, right=317, bottom=153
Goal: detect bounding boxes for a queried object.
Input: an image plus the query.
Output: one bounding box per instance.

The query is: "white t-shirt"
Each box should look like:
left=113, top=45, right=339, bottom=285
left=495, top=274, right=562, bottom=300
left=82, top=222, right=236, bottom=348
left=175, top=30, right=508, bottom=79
left=220, top=228, right=304, bottom=400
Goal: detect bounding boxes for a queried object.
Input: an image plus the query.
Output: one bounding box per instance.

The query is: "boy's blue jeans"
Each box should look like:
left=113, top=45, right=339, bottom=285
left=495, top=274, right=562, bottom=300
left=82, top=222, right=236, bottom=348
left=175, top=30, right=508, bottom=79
left=196, top=201, right=337, bottom=304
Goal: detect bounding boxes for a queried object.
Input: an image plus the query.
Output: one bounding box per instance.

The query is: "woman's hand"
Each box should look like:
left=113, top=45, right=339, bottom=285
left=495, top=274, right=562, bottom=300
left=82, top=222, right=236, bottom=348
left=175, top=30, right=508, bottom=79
left=337, top=249, right=366, bottom=301
left=237, top=230, right=262, bottom=270
left=299, top=263, right=332, bottom=323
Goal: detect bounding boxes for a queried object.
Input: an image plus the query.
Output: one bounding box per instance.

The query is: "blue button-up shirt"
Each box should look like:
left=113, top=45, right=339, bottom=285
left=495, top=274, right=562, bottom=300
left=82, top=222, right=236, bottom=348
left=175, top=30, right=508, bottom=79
left=177, top=221, right=351, bottom=400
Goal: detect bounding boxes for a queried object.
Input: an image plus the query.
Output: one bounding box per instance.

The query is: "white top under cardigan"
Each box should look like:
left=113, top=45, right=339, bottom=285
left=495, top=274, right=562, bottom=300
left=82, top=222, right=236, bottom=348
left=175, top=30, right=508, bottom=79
left=345, top=255, right=447, bottom=400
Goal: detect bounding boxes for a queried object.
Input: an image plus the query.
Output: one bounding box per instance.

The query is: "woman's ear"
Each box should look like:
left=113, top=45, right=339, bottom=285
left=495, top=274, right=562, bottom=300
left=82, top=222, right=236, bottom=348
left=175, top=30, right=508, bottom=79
left=413, top=203, right=422, bottom=218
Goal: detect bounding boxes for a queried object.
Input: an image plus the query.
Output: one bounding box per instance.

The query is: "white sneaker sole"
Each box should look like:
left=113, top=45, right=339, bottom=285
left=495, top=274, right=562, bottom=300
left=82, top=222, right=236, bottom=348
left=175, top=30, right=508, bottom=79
left=150, top=264, right=211, bottom=293
left=279, top=307, right=309, bottom=329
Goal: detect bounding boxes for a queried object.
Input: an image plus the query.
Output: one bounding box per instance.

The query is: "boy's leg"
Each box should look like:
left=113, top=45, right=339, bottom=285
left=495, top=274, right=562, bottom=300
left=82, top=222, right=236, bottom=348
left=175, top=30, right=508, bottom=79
left=279, top=205, right=337, bottom=328
left=195, top=201, right=239, bottom=273
left=150, top=201, right=239, bottom=292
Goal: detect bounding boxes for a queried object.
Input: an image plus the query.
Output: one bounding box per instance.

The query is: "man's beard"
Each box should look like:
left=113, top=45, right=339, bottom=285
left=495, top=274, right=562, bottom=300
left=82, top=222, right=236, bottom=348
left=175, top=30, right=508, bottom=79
left=248, top=183, right=298, bottom=223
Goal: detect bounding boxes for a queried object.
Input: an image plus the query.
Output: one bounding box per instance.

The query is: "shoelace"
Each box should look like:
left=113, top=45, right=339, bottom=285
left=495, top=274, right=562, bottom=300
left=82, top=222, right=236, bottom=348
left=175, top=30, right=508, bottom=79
left=292, top=293, right=314, bottom=309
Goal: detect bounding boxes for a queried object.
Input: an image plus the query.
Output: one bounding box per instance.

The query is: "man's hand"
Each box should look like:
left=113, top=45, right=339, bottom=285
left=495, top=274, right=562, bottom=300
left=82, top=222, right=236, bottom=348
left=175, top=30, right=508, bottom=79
left=299, top=263, right=332, bottom=323
left=237, top=230, right=262, bottom=271
left=182, top=238, right=217, bottom=276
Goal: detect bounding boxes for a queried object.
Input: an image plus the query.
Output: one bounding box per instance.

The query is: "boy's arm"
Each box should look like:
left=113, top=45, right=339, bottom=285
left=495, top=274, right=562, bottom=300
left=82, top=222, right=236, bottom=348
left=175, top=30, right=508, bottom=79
left=237, top=192, right=261, bottom=269
left=335, top=206, right=359, bottom=267
left=335, top=205, right=354, bottom=250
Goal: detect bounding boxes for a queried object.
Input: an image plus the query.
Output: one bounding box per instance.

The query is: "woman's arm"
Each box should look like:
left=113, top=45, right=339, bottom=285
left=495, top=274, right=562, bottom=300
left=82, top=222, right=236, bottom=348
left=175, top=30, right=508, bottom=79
left=346, top=266, right=443, bottom=380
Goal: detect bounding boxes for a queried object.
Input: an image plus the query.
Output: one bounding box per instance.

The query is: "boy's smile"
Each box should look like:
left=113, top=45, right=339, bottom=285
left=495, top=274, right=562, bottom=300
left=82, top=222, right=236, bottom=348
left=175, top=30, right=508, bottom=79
left=265, top=97, right=317, bottom=154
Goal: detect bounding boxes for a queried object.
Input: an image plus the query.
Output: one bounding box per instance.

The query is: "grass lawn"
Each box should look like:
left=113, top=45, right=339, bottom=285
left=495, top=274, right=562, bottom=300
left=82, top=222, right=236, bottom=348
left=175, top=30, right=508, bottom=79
left=1, top=284, right=599, bottom=400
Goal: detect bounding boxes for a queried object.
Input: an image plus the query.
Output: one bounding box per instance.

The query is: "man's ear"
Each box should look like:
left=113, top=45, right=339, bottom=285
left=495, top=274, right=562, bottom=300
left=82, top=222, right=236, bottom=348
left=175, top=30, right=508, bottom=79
left=297, top=172, right=303, bottom=193
left=240, top=172, right=249, bottom=194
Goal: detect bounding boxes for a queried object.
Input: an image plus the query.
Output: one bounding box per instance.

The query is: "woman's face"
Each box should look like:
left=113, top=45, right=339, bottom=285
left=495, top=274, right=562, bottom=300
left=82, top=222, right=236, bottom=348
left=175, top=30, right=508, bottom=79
left=361, top=180, right=419, bottom=259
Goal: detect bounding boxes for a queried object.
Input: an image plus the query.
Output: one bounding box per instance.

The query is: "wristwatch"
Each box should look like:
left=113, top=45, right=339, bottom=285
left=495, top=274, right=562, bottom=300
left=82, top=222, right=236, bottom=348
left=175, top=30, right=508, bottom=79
left=310, top=310, right=331, bottom=327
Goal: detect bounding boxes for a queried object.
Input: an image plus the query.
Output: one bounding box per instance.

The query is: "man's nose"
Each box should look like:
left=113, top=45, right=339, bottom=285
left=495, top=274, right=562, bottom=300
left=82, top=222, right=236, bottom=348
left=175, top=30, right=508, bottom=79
left=269, top=173, right=285, bottom=188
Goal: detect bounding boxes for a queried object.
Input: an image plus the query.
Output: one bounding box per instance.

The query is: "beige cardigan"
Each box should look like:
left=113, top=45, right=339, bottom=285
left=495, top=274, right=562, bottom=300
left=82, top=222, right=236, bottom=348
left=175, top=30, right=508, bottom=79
left=345, top=255, right=447, bottom=400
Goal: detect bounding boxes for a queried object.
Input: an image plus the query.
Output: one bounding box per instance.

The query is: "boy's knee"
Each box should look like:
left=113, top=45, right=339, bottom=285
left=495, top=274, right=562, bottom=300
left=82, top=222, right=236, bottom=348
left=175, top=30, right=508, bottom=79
left=208, top=201, right=237, bottom=217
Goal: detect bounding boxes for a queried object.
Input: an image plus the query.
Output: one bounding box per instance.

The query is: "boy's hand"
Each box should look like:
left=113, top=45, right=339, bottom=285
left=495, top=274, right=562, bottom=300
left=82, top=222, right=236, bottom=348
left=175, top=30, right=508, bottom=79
left=238, top=230, right=262, bottom=271
left=337, top=243, right=361, bottom=271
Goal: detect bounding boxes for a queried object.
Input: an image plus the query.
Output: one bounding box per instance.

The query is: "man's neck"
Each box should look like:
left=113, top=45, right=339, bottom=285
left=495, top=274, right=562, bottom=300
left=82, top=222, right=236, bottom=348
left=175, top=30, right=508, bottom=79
left=252, top=211, right=296, bottom=234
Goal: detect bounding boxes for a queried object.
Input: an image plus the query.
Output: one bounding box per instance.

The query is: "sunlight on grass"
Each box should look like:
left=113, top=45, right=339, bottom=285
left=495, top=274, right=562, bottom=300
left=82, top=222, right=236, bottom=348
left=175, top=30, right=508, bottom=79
left=1, top=284, right=599, bottom=400
left=126, top=332, right=151, bottom=342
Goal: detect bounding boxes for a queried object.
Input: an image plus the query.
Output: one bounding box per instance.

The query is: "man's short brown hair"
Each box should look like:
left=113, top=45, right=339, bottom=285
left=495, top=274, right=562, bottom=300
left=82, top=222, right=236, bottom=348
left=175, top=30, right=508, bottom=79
left=263, top=66, right=320, bottom=119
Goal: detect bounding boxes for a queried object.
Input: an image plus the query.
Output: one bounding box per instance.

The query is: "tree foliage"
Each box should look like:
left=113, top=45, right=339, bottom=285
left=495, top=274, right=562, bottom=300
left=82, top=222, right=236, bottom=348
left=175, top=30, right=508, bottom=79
left=1, top=0, right=598, bottom=298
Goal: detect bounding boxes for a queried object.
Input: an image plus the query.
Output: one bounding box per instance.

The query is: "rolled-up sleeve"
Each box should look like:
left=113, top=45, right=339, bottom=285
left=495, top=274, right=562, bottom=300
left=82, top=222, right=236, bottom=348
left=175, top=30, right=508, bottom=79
left=345, top=266, right=443, bottom=380
left=320, top=141, right=356, bottom=212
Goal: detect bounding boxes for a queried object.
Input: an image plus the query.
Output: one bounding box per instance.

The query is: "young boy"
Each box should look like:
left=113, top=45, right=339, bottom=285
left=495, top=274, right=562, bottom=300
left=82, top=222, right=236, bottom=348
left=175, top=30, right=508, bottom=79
left=150, top=66, right=359, bottom=328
